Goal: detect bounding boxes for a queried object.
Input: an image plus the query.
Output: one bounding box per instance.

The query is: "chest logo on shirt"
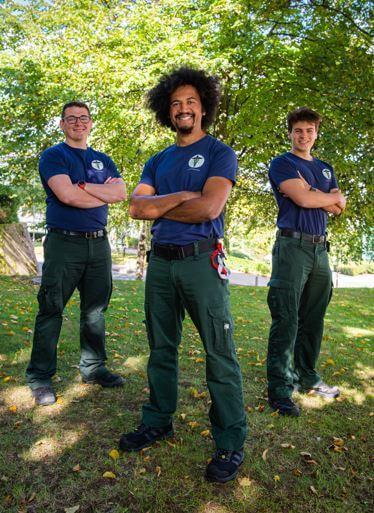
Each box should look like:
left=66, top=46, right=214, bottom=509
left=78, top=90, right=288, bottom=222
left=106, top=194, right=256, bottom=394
left=188, top=154, right=205, bottom=169
left=91, top=160, right=104, bottom=171
left=322, top=168, right=332, bottom=180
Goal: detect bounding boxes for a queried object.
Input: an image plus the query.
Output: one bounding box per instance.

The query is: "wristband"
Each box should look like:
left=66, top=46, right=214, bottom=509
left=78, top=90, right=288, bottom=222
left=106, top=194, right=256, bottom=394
left=78, top=181, right=86, bottom=190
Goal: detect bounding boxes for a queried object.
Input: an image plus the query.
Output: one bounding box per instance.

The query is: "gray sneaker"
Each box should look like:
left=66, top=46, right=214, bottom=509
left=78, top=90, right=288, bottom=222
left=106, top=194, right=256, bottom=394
left=300, top=382, right=340, bottom=398
left=32, top=386, right=56, bottom=406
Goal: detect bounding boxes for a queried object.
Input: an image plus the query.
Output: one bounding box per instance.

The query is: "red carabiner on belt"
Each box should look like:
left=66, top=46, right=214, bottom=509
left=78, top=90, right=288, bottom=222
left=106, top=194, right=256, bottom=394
left=210, top=240, right=230, bottom=280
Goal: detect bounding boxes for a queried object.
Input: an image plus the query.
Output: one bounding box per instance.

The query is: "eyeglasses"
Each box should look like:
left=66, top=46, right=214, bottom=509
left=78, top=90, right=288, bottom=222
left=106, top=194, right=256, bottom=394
left=62, top=115, right=91, bottom=124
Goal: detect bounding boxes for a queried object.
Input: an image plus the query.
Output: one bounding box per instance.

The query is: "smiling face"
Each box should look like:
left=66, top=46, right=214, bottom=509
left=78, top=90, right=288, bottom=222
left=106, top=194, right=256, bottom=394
left=169, top=85, right=206, bottom=136
left=289, top=120, right=318, bottom=157
left=60, top=106, right=92, bottom=148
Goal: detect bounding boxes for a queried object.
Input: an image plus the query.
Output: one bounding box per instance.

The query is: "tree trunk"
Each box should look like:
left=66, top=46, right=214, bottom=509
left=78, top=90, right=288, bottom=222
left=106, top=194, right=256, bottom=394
left=136, top=221, right=148, bottom=280
left=0, top=223, right=38, bottom=276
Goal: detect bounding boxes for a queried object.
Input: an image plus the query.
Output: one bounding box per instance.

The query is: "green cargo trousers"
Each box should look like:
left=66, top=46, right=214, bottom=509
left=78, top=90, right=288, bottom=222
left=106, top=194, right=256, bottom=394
left=26, top=231, right=112, bottom=390
left=267, top=235, right=333, bottom=400
left=141, top=249, right=247, bottom=451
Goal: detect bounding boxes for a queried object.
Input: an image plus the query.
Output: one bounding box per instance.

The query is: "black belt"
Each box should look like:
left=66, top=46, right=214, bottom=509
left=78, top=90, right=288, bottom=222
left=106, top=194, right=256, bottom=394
left=278, top=229, right=326, bottom=244
left=152, top=238, right=218, bottom=260
left=48, top=228, right=106, bottom=239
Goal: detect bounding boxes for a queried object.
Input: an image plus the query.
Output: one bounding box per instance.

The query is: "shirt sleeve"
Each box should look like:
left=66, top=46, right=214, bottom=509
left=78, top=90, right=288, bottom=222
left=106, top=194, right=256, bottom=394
left=39, top=147, right=70, bottom=182
left=330, top=166, right=338, bottom=190
left=106, top=157, right=121, bottom=179
left=139, top=156, right=156, bottom=187
left=269, top=155, right=300, bottom=188
left=208, top=142, right=237, bottom=185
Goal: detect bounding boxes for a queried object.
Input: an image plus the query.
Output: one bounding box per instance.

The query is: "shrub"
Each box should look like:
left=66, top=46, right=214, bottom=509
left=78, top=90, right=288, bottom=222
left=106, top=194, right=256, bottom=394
left=0, top=185, right=19, bottom=224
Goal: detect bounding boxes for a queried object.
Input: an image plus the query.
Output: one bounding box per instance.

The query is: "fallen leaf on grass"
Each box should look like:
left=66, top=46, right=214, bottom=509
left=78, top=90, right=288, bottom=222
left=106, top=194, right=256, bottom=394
left=274, top=475, right=280, bottom=482
left=155, top=466, right=161, bottom=477
left=280, top=443, right=295, bottom=449
left=333, top=437, right=345, bottom=446
left=200, top=430, right=211, bottom=438
left=28, top=492, right=36, bottom=502
left=188, top=421, right=200, bottom=429
left=238, top=477, right=252, bottom=487
left=293, top=468, right=302, bottom=476
left=72, top=464, right=81, bottom=472
left=109, top=449, right=120, bottom=460
left=306, top=459, right=318, bottom=465
left=102, top=471, right=116, bottom=479
left=8, top=405, right=17, bottom=413
left=310, top=486, right=318, bottom=495
left=262, top=448, right=269, bottom=461
left=64, top=507, right=80, bottom=513
left=300, top=452, right=312, bottom=459
left=256, top=404, right=265, bottom=412
left=3, top=376, right=11, bottom=383
left=179, top=413, right=187, bottom=421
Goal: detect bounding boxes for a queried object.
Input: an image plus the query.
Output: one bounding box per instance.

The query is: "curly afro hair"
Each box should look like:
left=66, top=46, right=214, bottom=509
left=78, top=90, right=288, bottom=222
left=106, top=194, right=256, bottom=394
left=146, top=67, right=221, bottom=131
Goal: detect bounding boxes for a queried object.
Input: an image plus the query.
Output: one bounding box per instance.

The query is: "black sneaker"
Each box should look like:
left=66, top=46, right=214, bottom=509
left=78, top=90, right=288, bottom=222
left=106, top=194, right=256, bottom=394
left=268, top=397, right=300, bottom=417
left=82, top=370, right=125, bottom=388
left=205, top=448, right=244, bottom=483
left=32, top=386, right=56, bottom=406
left=119, top=423, right=173, bottom=452
left=301, top=382, right=340, bottom=398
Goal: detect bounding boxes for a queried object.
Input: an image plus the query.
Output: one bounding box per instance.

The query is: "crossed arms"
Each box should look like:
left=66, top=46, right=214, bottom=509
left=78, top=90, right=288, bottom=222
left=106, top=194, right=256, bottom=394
left=129, top=176, right=233, bottom=223
left=47, top=175, right=126, bottom=208
left=280, top=173, right=346, bottom=215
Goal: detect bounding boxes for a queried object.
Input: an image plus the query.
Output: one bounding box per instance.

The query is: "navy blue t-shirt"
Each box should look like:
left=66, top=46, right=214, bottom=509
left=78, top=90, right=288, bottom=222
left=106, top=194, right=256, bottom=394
left=39, top=142, right=121, bottom=231
left=269, top=152, right=338, bottom=236
left=140, top=135, right=237, bottom=245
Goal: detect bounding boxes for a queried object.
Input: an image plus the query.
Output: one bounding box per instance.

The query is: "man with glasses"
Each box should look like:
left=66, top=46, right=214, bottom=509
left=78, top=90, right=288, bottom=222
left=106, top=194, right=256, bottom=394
left=26, top=101, right=126, bottom=406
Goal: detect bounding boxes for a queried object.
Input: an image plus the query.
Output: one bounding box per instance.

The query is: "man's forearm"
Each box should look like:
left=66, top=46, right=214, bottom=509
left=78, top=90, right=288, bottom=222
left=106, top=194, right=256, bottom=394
left=129, top=191, right=200, bottom=220
left=64, top=187, right=106, bottom=208
left=84, top=183, right=126, bottom=204
left=323, top=204, right=342, bottom=215
left=163, top=197, right=221, bottom=223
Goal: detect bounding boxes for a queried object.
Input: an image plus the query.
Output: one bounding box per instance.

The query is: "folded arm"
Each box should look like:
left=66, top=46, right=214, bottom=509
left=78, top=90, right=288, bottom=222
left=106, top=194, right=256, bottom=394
left=280, top=176, right=346, bottom=212
left=84, top=177, right=127, bottom=203
left=163, top=176, right=233, bottom=223
left=129, top=183, right=201, bottom=220
left=47, top=175, right=106, bottom=208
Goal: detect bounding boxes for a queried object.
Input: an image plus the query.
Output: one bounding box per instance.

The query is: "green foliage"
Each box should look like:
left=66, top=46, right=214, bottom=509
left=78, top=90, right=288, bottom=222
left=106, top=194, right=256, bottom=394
left=0, top=0, right=372, bottom=257
left=0, top=185, right=19, bottom=223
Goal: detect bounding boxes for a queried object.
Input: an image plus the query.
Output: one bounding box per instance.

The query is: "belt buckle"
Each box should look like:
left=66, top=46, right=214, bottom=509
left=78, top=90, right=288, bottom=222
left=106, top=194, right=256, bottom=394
left=85, top=232, right=95, bottom=239
left=312, top=234, right=321, bottom=243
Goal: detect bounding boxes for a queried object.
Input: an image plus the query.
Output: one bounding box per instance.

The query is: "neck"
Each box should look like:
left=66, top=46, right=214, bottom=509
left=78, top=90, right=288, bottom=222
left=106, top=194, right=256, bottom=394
left=176, top=129, right=206, bottom=147
left=291, top=148, right=313, bottom=161
left=65, top=137, right=88, bottom=150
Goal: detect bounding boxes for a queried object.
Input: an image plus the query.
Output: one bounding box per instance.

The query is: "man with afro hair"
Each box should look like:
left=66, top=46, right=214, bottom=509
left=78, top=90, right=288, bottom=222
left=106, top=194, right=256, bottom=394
left=119, top=67, right=247, bottom=483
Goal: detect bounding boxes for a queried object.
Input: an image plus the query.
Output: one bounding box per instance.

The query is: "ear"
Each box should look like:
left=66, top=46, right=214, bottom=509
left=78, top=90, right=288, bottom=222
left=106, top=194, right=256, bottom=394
left=59, top=119, right=64, bottom=131
left=287, top=131, right=292, bottom=140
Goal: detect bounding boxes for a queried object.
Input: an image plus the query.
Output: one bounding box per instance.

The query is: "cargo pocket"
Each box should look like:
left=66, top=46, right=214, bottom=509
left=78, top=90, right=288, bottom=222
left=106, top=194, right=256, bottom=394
left=267, top=278, right=292, bottom=320
left=37, top=278, right=63, bottom=315
left=207, top=304, right=234, bottom=355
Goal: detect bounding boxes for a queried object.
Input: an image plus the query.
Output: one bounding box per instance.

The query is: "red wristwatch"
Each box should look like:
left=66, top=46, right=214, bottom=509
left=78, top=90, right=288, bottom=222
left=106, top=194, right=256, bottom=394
left=78, top=181, right=86, bottom=190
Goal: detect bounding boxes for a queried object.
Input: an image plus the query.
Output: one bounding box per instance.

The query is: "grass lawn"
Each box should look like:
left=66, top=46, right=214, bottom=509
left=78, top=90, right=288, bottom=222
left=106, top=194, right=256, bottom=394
left=0, top=276, right=372, bottom=513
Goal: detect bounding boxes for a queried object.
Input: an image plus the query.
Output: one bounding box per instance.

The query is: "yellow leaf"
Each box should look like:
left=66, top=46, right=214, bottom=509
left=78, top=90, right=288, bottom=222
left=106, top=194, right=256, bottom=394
left=155, top=465, right=161, bottom=477
left=102, top=471, right=116, bottom=479
left=280, top=443, right=295, bottom=449
left=194, top=357, right=204, bottom=363
left=333, top=437, right=344, bottom=446
left=8, top=405, right=17, bottom=413
left=56, top=397, right=64, bottom=404
left=28, top=492, right=36, bottom=502
left=64, top=507, right=80, bottom=513
left=274, top=475, right=281, bottom=482
left=72, top=464, right=81, bottom=472
left=179, top=413, right=187, bottom=421
left=262, top=448, right=269, bottom=462
left=3, top=376, right=10, bottom=383
left=325, top=358, right=335, bottom=366
left=200, top=429, right=211, bottom=438
left=188, top=421, right=199, bottom=429
left=293, top=468, right=302, bottom=476
left=109, top=449, right=120, bottom=460
left=238, top=477, right=252, bottom=487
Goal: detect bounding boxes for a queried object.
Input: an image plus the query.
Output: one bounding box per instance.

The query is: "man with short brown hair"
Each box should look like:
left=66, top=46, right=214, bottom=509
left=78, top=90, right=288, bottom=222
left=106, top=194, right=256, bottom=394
left=267, top=107, right=346, bottom=417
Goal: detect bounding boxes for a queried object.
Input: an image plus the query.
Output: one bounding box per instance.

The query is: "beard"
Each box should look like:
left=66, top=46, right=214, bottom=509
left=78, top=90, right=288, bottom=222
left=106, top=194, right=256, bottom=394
left=176, top=125, right=194, bottom=135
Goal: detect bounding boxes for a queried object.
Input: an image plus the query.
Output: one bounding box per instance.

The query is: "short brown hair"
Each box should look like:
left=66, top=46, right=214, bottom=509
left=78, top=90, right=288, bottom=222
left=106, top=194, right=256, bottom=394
left=61, top=101, right=91, bottom=119
left=287, top=107, right=321, bottom=132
